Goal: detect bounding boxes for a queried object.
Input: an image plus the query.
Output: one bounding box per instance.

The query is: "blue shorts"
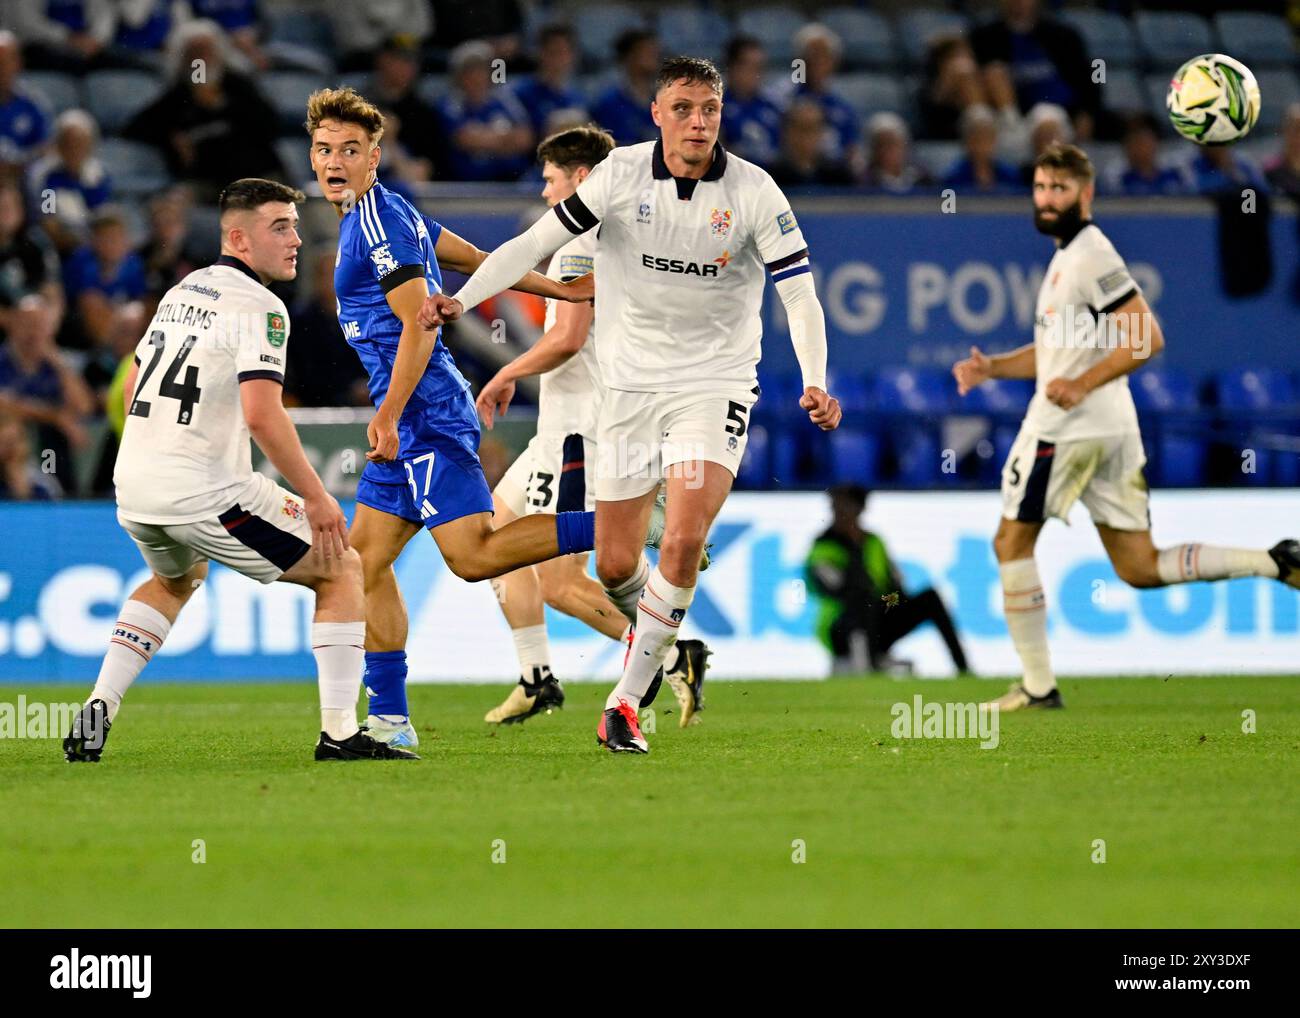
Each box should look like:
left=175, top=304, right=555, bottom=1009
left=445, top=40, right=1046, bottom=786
left=355, top=390, right=494, bottom=531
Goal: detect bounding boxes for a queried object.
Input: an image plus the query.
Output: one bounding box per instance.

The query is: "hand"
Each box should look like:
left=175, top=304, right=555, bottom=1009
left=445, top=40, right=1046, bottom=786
left=303, top=491, right=349, bottom=560
left=1045, top=376, right=1088, bottom=410
left=366, top=409, right=399, bottom=462
left=560, top=271, right=594, bottom=304
left=952, top=345, right=993, bottom=396
left=475, top=373, right=516, bottom=429
left=57, top=412, right=89, bottom=450
left=417, top=293, right=463, bottom=329
left=800, top=386, right=842, bottom=431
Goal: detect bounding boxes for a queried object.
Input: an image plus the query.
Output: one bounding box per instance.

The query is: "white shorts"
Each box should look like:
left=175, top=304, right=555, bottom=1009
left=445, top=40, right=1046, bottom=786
left=118, top=472, right=313, bottom=584
left=1001, top=425, right=1150, bottom=531
left=595, top=388, right=756, bottom=502
left=495, top=430, right=597, bottom=517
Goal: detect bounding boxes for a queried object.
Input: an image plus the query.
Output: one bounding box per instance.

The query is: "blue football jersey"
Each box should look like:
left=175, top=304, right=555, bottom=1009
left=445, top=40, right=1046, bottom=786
left=334, top=182, right=469, bottom=411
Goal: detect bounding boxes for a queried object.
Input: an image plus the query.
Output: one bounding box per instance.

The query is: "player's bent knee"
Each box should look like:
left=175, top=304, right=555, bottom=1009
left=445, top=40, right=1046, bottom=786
left=1115, top=561, right=1160, bottom=588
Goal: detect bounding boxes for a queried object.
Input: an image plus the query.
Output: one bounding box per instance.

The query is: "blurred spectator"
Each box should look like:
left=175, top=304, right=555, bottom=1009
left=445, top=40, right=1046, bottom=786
left=62, top=206, right=147, bottom=350
left=26, top=109, right=112, bottom=256
left=1263, top=103, right=1300, bottom=199
left=1187, top=145, right=1268, bottom=196
left=86, top=298, right=146, bottom=492
left=1018, top=102, right=1072, bottom=183
left=0, top=31, right=52, bottom=172
left=0, top=408, right=60, bottom=499
left=284, top=247, right=369, bottom=408
left=0, top=293, right=93, bottom=492
left=138, top=186, right=199, bottom=298
left=511, top=24, right=587, bottom=138
left=122, top=20, right=283, bottom=200
left=375, top=110, right=432, bottom=194
left=970, top=0, right=1100, bottom=140
left=1102, top=113, right=1192, bottom=196
left=768, top=99, right=856, bottom=188
left=331, top=2, right=432, bottom=73
left=791, top=23, right=864, bottom=179
left=111, top=0, right=179, bottom=70
left=942, top=106, right=1023, bottom=193
left=920, top=35, right=989, bottom=142
left=436, top=41, right=533, bottom=182
left=14, top=0, right=115, bottom=72
left=189, top=0, right=269, bottom=72
left=591, top=29, right=660, bottom=146
left=364, top=37, right=442, bottom=177
left=429, top=0, right=525, bottom=68
left=865, top=113, right=932, bottom=194
left=0, top=178, right=61, bottom=333
left=721, top=36, right=784, bottom=167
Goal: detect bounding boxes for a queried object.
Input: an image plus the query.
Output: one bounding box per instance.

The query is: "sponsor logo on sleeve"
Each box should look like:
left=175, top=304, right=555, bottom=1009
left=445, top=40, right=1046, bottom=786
left=259, top=353, right=282, bottom=365
left=559, top=254, right=594, bottom=277
left=1098, top=268, right=1132, bottom=295
left=266, top=312, right=286, bottom=348
left=777, top=209, right=797, bottom=235
left=370, top=242, right=399, bottom=277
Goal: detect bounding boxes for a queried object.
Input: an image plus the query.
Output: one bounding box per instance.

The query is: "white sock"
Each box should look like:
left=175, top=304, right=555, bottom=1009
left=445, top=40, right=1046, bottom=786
left=664, top=643, right=681, bottom=672
left=1156, top=544, right=1279, bottom=584
left=90, top=600, right=172, bottom=721
left=511, top=623, right=551, bottom=685
left=604, top=553, right=650, bottom=626
left=606, top=567, right=694, bottom=710
left=1000, top=558, right=1055, bottom=697
left=313, top=621, right=364, bottom=740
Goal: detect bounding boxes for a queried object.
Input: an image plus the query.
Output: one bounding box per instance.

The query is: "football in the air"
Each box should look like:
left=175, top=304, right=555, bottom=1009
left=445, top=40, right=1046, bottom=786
left=1166, top=53, right=1261, bottom=146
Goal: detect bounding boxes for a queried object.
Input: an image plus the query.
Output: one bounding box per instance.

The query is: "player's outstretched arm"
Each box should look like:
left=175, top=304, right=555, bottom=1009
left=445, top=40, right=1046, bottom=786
left=370, top=275, right=437, bottom=462
left=1045, top=291, right=1164, bottom=411
left=240, top=379, right=347, bottom=559
left=775, top=271, right=841, bottom=431
left=419, top=204, right=579, bottom=328
left=954, top=343, right=1037, bottom=395
left=476, top=297, right=594, bottom=429
left=433, top=227, right=593, bottom=304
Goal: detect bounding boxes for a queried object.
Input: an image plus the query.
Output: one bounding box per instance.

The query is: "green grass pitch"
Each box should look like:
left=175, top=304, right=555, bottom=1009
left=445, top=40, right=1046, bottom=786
left=2, top=676, right=1297, bottom=928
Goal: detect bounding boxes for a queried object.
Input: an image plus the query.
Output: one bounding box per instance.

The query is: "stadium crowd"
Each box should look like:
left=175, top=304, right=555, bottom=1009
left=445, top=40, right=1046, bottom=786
left=0, top=0, right=1297, bottom=498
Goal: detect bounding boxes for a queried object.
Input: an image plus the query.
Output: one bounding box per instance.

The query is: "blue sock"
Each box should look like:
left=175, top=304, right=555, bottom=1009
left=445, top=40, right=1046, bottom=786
left=364, top=650, right=408, bottom=719
left=556, top=510, right=596, bottom=555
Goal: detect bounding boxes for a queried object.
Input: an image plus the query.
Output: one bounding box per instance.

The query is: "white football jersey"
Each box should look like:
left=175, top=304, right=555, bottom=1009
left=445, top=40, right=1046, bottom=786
left=114, top=259, right=291, bottom=524
left=538, top=230, right=601, bottom=438
left=551, top=140, right=811, bottom=394
left=1022, top=222, right=1143, bottom=442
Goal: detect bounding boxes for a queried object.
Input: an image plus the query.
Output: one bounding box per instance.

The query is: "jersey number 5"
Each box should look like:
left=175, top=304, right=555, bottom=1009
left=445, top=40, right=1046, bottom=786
left=129, top=330, right=203, bottom=425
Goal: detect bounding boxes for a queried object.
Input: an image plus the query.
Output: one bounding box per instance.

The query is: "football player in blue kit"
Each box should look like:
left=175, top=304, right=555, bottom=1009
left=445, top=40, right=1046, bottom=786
left=306, top=87, right=598, bottom=747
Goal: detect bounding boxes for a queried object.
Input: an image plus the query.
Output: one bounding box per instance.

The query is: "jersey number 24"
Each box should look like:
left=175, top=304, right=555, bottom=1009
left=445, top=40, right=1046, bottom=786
left=129, top=330, right=203, bottom=425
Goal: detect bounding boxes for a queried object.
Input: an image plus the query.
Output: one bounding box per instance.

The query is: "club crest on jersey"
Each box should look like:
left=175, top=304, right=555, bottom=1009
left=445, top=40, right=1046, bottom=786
left=637, top=189, right=654, bottom=225
left=710, top=208, right=732, bottom=239
left=282, top=496, right=304, bottom=521
left=370, top=243, right=399, bottom=277
left=266, top=312, right=286, bottom=348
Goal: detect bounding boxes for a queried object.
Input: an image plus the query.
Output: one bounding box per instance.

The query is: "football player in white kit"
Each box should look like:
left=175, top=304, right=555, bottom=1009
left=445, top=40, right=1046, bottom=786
left=421, top=58, right=843, bottom=752
left=479, top=126, right=711, bottom=728
left=64, top=179, right=417, bottom=762
left=954, top=144, right=1300, bottom=711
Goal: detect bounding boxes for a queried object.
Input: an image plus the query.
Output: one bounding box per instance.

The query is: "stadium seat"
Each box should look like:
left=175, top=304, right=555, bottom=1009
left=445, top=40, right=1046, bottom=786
left=1151, top=435, right=1207, bottom=486
left=1133, top=12, right=1213, bottom=71
left=831, top=73, right=905, bottom=119
left=274, top=137, right=312, bottom=187
left=826, top=370, right=869, bottom=418
left=656, top=6, right=732, bottom=65
left=735, top=7, right=810, bottom=67
left=770, top=428, right=805, bottom=484
left=97, top=138, right=169, bottom=192
left=1254, top=70, right=1300, bottom=134
left=1214, top=368, right=1296, bottom=411
left=1058, top=9, right=1140, bottom=69
left=1213, top=13, right=1297, bottom=68
left=913, top=141, right=962, bottom=179
left=84, top=70, right=163, bottom=134
left=265, top=11, right=335, bottom=53
left=1142, top=72, right=1178, bottom=134
left=1130, top=367, right=1198, bottom=412
left=736, top=423, right=772, bottom=489
left=870, top=367, right=951, bottom=414
left=828, top=427, right=882, bottom=486
left=264, top=72, right=329, bottom=133
left=577, top=3, right=648, bottom=64
left=1099, top=69, right=1147, bottom=117
left=20, top=72, right=81, bottom=114
left=959, top=377, right=1033, bottom=414
left=891, top=429, right=940, bottom=486
left=895, top=10, right=969, bottom=70
left=818, top=8, right=896, bottom=71
left=757, top=372, right=809, bottom=423
left=416, top=74, right=451, bottom=107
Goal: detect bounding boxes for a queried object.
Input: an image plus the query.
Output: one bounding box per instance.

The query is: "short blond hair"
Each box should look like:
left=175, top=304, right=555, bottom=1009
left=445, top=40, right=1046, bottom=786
left=304, top=86, right=385, bottom=144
